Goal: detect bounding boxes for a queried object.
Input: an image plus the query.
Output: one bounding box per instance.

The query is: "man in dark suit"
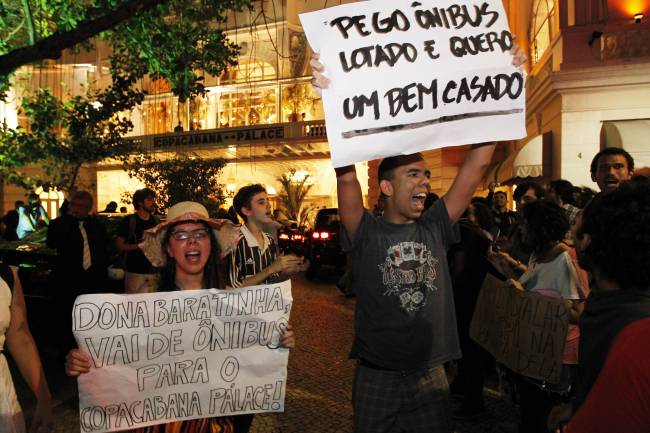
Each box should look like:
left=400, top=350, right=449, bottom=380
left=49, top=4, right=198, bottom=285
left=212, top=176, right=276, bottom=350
left=47, top=191, right=109, bottom=355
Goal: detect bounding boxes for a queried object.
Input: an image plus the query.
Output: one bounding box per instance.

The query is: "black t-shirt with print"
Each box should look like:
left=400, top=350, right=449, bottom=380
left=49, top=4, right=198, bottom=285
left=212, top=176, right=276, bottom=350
left=341, top=199, right=461, bottom=370
left=117, top=214, right=158, bottom=273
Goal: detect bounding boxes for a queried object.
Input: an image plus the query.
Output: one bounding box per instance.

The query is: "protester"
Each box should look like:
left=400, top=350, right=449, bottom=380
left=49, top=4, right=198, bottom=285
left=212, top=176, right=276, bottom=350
left=66, top=201, right=295, bottom=433
left=47, top=191, right=109, bottom=357
left=0, top=264, right=53, bottom=433
left=16, top=193, right=49, bottom=239
left=2, top=201, right=23, bottom=241
left=502, top=201, right=587, bottom=433
left=447, top=203, right=495, bottom=419
left=548, top=181, right=650, bottom=431
left=490, top=188, right=516, bottom=239
left=590, top=147, right=634, bottom=193
left=546, top=179, right=580, bottom=238
left=116, top=188, right=159, bottom=293
left=310, top=41, right=526, bottom=433
left=502, top=180, right=545, bottom=264
left=229, top=184, right=307, bottom=289
left=229, top=185, right=306, bottom=432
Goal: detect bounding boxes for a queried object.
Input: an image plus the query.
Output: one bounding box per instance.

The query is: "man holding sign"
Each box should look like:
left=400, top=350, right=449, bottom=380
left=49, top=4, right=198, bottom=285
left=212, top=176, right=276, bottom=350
left=303, top=0, right=526, bottom=431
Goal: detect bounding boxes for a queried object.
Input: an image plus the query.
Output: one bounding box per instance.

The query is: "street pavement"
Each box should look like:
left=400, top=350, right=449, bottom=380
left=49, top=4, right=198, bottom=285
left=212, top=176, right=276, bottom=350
left=14, top=273, right=519, bottom=432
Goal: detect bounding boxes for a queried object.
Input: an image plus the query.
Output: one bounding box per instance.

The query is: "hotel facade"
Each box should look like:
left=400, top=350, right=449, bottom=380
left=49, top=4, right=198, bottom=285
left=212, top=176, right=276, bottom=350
left=1, top=0, right=649, bottom=217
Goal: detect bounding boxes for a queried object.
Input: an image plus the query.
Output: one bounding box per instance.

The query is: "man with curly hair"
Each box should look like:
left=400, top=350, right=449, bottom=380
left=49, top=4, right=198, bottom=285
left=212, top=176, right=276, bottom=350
left=548, top=181, right=650, bottom=431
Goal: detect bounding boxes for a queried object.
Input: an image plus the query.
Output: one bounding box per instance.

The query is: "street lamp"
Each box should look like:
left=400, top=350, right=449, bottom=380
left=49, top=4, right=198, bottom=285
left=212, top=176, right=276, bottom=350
left=635, top=13, right=644, bottom=23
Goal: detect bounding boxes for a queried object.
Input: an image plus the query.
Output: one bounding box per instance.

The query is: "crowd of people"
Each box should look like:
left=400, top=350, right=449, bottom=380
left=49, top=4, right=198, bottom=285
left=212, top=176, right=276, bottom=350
left=0, top=50, right=649, bottom=433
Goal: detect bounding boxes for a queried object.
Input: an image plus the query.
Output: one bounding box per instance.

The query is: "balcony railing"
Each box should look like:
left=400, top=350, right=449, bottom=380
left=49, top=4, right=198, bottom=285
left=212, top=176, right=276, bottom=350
left=601, top=27, right=650, bottom=61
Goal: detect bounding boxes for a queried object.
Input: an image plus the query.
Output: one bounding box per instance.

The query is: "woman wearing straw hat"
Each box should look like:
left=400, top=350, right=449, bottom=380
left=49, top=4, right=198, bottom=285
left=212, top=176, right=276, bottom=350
left=65, top=201, right=295, bottom=433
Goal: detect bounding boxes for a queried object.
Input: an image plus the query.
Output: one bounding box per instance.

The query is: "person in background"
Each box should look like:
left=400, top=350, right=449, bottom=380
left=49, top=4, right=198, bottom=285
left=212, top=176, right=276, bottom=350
left=2, top=201, right=23, bottom=241
left=119, top=206, right=127, bottom=213
left=491, top=188, right=516, bottom=239
left=229, top=184, right=307, bottom=290
left=546, top=179, right=581, bottom=239
left=16, top=193, right=49, bottom=239
left=116, top=188, right=160, bottom=293
left=0, top=264, right=53, bottom=433
left=549, top=181, right=650, bottom=433
left=228, top=185, right=305, bottom=432
left=100, top=201, right=118, bottom=213
left=173, top=121, right=184, bottom=133
left=448, top=201, right=496, bottom=419
left=47, top=191, right=109, bottom=357
left=500, top=181, right=545, bottom=264
left=66, top=201, right=294, bottom=433
left=500, top=201, right=587, bottom=433
left=590, top=147, right=634, bottom=193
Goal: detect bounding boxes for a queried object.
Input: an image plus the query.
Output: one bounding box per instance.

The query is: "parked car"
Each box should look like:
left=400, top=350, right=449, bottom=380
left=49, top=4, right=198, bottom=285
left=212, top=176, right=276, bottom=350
left=0, top=214, right=126, bottom=344
left=277, top=220, right=308, bottom=256
left=305, top=208, right=346, bottom=280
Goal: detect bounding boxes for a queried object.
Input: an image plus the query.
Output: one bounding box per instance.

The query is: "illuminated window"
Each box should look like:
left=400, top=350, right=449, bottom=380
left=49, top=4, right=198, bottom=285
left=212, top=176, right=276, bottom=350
left=530, top=0, right=556, bottom=65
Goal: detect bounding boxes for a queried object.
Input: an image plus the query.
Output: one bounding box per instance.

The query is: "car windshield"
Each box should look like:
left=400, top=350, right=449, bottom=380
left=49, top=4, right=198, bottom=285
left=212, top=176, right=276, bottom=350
left=315, top=211, right=339, bottom=230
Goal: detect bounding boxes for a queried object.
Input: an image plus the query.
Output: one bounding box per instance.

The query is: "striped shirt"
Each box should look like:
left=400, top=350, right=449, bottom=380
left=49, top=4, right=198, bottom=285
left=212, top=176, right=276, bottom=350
left=229, top=224, right=279, bottom=288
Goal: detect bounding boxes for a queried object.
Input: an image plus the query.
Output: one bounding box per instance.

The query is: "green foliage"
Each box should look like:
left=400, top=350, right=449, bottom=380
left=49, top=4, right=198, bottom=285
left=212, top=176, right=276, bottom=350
left=123, top=153, right=227, bottom=216
left=0, top=0, right=252, bottom=191
left=0, top=74, right=143, bottom=191
left=0, top=0, right=253, bottom=101
left=276, top=169, right=314, bottom=228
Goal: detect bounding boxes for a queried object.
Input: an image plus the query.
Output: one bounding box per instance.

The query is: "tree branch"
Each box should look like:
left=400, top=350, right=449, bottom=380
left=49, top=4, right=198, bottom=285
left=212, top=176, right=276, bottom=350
left=0, top=0, right=167, bottom=76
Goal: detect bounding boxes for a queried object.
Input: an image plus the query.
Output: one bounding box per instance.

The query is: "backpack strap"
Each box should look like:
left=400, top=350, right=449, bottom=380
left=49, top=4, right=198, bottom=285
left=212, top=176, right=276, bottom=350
left=0, top=263, right=14, bottom=293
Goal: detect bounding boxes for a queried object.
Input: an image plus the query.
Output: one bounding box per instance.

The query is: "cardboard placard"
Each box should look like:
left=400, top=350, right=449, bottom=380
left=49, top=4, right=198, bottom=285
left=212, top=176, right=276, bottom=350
left=470, top=275, right=569, bottom=384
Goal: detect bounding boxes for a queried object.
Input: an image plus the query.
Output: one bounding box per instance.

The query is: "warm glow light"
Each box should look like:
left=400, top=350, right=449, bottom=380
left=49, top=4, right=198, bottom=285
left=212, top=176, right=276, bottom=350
left=266, top=186, right=277, bottom=195
left=635, top=13, right=644, bottom=22
left=614, top=0, right=648, bottom=17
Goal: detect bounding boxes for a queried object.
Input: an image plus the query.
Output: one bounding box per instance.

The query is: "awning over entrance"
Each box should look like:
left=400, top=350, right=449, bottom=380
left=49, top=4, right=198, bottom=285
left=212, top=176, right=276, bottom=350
left=484, top=133, right=552, bottom=187
left=601, top=119, right=650, bottom=167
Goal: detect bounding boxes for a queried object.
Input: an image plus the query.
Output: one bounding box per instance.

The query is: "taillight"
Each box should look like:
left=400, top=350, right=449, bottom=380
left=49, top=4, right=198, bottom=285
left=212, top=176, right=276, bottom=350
left=279, top=233, right=290, bottom=240
left=312, top=231, right=330, bottom=240
left=291, top=234, right=304, bottom=242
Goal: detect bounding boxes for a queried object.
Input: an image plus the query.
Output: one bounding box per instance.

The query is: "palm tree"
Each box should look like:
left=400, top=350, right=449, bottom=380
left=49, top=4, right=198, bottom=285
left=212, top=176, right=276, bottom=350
left=276, top=169, right=314, bottom=228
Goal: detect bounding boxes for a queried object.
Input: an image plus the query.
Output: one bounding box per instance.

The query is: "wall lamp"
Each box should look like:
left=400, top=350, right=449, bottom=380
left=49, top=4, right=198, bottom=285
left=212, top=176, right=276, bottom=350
left=635, top=13, right=644, bottom=24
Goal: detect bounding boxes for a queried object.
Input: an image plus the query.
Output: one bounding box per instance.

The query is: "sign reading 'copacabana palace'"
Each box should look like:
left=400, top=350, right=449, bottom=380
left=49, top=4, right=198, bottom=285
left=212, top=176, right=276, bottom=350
left=153, top=126, right=285, bottom=149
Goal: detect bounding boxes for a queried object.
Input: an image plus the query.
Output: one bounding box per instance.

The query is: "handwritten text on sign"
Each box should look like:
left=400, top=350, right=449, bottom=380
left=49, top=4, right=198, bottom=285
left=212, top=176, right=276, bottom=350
left=73, top=281, right=292, bottom=433
left=469, top=275, right=568, bottom=384
left=299, top=0, right=526, bottom=167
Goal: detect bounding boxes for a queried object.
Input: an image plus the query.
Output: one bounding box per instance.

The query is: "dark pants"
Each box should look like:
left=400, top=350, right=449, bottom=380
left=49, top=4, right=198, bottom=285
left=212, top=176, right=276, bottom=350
left=516, top=376, right=559, bottom=433
left=455, top=338, right=489, bottom=410
left=353, top=362, right=452, bottom=433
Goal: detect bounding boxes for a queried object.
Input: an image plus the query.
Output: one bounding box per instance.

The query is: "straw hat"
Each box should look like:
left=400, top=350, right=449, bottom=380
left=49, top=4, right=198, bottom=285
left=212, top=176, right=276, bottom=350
left=140, top=201, right=240, bottom=267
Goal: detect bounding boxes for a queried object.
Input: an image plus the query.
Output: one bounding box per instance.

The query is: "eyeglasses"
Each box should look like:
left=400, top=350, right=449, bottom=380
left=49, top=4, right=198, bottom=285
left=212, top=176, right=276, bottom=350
left=170, top=228, right=210, bottom=241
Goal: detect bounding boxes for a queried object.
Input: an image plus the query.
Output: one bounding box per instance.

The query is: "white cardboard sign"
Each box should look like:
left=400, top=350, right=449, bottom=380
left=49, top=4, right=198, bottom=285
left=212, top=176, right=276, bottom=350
left=73, top=281, right=292, bottom=433
left=299, top=0, right=526, bottom=167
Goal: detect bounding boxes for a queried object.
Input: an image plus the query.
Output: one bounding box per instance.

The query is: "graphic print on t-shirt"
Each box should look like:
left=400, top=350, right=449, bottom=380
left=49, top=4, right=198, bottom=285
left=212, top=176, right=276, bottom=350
left=378, top=241, right=439, bottom=313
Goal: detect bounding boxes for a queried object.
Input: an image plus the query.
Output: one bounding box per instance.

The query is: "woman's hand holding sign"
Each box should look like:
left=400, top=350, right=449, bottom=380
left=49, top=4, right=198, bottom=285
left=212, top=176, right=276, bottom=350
left=65, top=348, right=91, bottom=377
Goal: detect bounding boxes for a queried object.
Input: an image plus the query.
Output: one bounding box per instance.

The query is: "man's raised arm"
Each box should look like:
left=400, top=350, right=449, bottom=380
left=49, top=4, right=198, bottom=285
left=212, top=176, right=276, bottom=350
left=336, top=165, right=364, bottom=242
left=443, top=143, right=496, bottom=223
